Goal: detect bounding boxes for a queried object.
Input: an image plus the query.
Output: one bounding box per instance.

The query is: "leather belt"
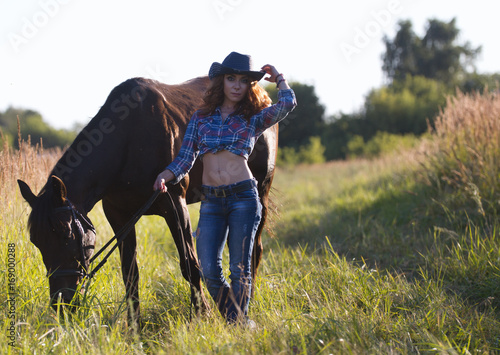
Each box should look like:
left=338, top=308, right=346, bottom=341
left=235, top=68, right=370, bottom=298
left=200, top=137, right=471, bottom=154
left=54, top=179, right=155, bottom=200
left=201, top=179, right=256, bottom=198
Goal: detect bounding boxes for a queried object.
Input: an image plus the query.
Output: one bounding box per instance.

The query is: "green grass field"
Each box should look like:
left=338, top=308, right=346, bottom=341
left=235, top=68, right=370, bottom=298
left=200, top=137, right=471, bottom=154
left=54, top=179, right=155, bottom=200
left=2, top=148, right=500, bottom=354
left=3, top=88, right=500, bottom=353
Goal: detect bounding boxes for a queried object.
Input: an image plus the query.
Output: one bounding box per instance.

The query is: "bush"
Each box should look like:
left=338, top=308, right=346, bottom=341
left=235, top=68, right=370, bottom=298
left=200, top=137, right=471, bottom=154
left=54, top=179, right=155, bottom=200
left=346, top=132, right=420, bottom=159
left=277, top=146, right=299, bottom=166
left=345, top=135, right=365, bottom=158
left=277, top=136, right=326, bottom=167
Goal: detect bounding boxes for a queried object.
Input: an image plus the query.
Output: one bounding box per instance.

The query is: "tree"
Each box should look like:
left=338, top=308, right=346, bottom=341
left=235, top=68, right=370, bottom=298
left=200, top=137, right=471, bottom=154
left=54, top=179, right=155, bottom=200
left=382, top=18, right=481, bottom=87
left=382, top=20, right=420, bottom=81
left=0, top=107, right=76, bottom=148
left=363, top=75, right=448, bottom=135
left=266, top=82, right=325, bottom=149
left=459, top=72, right=500, bottom=93
left=321, top=111, right=365, bottom=160
left=323, top=18, right=495, bottom=161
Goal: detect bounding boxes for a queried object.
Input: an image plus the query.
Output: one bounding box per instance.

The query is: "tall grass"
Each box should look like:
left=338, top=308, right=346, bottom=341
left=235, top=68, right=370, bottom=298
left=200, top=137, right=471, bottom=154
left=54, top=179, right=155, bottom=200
left=2, top=101, right=500, bottom=353
left=0, top=131, right=61, bottom=217
left=425, top=88, right=500, bottom=220
left=419, top=88, right=500, bottom=344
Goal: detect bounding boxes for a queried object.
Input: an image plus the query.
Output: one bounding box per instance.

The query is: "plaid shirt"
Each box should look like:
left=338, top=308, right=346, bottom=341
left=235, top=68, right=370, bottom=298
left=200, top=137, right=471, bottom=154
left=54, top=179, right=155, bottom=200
left=167, top=88, right=297, bottom=184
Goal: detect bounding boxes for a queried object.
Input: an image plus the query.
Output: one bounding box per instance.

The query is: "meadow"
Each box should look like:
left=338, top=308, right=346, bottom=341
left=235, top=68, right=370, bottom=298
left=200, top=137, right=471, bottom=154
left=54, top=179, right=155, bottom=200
left=2, top=89, right=500, bottom=354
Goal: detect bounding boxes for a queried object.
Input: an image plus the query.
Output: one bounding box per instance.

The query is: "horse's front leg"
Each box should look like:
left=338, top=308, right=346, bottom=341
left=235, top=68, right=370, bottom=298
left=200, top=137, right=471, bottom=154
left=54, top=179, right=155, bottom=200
left=118, top=228, right=141, bottom=326
left=102, top=200, right=141, bottom=327
left=163, top=193, right=210, bottom=315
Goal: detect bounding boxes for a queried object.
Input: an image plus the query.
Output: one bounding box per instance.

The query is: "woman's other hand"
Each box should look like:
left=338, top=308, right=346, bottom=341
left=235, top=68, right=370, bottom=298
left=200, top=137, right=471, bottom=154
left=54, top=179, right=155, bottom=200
left=153, top=169, right=174, bottom=192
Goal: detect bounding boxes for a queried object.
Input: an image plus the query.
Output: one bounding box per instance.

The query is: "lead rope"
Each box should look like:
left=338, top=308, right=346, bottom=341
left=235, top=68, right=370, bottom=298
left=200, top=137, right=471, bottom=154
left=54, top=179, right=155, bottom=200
left=82, top=188, right=194, bottom=320
left=84, top=190, right=162, bottom=280
left=163, top=189, right=194, bottom=322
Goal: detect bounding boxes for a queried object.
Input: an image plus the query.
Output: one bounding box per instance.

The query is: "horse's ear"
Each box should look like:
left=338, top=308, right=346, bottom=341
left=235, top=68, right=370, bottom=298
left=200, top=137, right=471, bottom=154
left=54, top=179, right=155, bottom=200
left=18, top=180, right=37, bottom=207
left=50, top=175, right=67, bottom=206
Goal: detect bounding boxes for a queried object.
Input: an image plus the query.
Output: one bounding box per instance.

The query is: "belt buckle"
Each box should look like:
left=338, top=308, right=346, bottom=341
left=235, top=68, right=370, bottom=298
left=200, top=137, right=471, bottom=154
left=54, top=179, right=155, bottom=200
left=214, top=188, right=226, bottom=198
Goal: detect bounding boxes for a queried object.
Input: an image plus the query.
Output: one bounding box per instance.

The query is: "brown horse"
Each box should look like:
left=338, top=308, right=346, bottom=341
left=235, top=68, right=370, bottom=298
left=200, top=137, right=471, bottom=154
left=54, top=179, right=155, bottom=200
left=17, top=76, right=278, bottom=322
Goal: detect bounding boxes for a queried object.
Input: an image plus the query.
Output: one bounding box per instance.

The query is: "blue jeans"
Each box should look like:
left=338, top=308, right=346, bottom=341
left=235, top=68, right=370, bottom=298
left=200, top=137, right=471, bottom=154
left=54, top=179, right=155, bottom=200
left=195, top=179, right=262, bottom=322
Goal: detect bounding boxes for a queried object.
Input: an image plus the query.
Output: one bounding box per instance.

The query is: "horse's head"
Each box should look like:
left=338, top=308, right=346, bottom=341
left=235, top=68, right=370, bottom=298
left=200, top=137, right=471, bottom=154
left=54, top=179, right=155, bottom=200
left=18, top=176, right=96, bottom=310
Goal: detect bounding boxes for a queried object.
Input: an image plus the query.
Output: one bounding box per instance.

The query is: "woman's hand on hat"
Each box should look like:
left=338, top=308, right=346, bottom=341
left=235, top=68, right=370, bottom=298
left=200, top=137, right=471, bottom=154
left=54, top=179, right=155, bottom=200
left=261, top=64, right=281, bottom=83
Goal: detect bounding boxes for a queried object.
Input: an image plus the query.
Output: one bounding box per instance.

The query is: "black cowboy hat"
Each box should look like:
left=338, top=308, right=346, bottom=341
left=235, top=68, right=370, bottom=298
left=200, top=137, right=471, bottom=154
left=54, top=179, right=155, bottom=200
left=208, top=52, right=265, bottom=81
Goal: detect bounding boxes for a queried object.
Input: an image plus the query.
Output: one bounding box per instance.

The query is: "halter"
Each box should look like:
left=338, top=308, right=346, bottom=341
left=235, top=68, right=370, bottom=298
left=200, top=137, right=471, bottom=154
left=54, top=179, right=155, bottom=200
left=48, top=201, right=96, bottom=279
left=48, top=190, right=162, bottom=281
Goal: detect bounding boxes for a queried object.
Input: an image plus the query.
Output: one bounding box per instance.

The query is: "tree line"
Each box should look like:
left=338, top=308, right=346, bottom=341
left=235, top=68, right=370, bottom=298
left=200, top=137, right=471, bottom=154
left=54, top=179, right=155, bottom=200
left=2, top=18, right=499, bottom=161
left=276, top=18, right=500, bottom=161
left=0, top=108, right=76, bottom=149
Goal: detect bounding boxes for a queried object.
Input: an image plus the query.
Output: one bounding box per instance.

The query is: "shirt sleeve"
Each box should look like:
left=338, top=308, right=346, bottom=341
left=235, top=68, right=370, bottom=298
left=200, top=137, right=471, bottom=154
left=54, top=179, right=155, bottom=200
left=255, top=88, right=297, bottom=136
left=165, top=114, right=200, bottom=184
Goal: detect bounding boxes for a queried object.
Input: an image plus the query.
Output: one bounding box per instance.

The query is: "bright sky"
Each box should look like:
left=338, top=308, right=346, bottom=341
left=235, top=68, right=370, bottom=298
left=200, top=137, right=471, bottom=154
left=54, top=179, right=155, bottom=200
left=1, top=0, right=499, bottom=129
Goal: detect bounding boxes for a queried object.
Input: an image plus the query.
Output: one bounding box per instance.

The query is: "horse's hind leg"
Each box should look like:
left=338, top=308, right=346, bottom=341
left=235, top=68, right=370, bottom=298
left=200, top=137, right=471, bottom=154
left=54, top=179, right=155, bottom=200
left=251, top=193, right=267, bottom=298
left=162, top=194, right=210, bottom=315
left=102, top=200, right=141, bottom=326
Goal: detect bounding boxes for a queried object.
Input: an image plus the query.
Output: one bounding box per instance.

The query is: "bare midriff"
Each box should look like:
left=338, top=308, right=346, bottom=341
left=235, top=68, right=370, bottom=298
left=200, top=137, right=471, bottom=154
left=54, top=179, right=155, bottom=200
left=202, top=150, right=253, bottom=187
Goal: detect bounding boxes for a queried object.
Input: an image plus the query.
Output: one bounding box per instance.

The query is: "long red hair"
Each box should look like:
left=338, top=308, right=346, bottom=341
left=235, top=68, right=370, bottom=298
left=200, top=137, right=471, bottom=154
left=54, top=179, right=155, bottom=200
left=199, top=75, right=272, bottom=120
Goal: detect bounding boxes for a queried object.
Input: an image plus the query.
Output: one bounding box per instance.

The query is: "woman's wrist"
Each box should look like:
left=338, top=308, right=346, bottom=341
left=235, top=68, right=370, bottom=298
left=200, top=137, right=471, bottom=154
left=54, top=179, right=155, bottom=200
left=162, top=168, right=175, bottom=182
left=275, top=73, right=289, bottom=90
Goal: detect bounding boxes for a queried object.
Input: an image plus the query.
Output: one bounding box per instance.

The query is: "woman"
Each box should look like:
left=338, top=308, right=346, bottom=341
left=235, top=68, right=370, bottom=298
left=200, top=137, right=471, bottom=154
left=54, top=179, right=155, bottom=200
left=153, top=52, right=296, bottom=325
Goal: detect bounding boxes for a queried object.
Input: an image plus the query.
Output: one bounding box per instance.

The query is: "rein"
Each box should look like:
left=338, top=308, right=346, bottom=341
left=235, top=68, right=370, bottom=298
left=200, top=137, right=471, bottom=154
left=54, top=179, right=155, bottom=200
left=50, top=188, right=193, bottom=317
left=49, top=190, right=161, bottom=280
left=86, top=189, right=162, bottom=279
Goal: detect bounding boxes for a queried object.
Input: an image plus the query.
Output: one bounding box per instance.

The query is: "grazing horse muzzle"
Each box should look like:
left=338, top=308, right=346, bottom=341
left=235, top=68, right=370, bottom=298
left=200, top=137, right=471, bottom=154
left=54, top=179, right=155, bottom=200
left=49, top=275, right=84, bottom=311
left=47, top=263, right=89, bottom=312
left=46, top=200, right=96, bottom=311
left=50, top=289, right=79, bottom=311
